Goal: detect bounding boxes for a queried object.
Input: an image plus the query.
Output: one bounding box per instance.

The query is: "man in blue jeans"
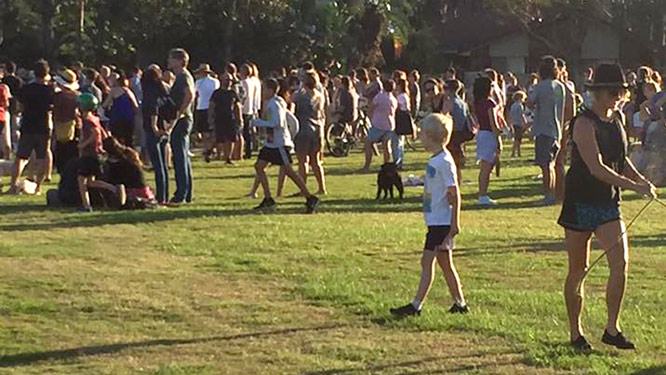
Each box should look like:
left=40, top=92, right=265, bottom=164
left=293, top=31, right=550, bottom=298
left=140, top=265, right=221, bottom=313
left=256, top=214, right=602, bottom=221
left=166, top=48, right=195, bottom=205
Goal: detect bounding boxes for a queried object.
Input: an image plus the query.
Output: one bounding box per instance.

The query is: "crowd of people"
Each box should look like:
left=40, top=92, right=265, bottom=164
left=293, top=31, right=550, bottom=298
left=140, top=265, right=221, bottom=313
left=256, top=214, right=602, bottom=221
left=1, top=49, right=665, bottom=350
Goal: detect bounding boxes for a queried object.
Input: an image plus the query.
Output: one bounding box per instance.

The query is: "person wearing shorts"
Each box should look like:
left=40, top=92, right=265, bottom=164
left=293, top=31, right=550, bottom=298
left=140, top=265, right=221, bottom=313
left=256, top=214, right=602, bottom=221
left=359, top=79, right=397, bottom=172
left=251, top=78, right=320, bottom=214
left=390, top=114, right=467, bottom=318
left=473, top=76, right=501, bottom=206
left=292, top=72, right=326, bottom=194
left=9, top=60, right=54, bottom=195
left=77, top=94, right=107, bottom=212
left=528, top=57, right=566, bottom=206
left=510, top=91, right=528, bottom=158
left=209, top=73, right=242, bottom=165
left=558, top=63, right=656, bottom=351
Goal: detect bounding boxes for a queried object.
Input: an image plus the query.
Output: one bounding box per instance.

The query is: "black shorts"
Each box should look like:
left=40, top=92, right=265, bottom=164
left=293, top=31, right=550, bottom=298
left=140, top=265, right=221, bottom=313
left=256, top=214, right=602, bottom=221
left=78, top=156, right=102, bottom=178
left=424, top=225, right=452, bottom=251
left=17, top=133, right=49, bottom=159
left=558, top=201, right=622, bottom=232
left=535, top=135, right=560, bottom=166
left=258, top=146, right=293, bottom=166
left=195, top=110, right=212, bottom=133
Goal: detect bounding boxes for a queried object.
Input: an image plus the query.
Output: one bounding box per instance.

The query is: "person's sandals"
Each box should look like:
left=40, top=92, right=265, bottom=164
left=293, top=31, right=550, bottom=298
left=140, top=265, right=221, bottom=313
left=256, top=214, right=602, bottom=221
left=390, top=303, right=421, bottom=318
left=602, top=330, right=635, bottom=350
left=571, top=336, right=593, bottom=351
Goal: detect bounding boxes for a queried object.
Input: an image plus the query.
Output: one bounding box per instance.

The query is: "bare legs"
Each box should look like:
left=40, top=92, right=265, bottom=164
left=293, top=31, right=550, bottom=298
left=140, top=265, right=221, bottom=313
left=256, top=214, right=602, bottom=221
left=540, top=163, right=556, bottom=200
left=254, top=159, right=313, bottom=199
left=478, top=160, right=494, bottom=197
left=414, top=250, right=465, bottom=306
left=564, top=220, right=629, bottom=342
left=360, top=139, right=391, bottom=172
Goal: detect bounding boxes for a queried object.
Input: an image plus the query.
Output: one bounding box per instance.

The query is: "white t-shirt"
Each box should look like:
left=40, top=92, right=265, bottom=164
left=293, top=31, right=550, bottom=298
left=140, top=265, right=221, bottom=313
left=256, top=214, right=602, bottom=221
left=252, top=76, right=262, bottom=115
left=397, top=92, right=410, bottom=112
left=241, top=78, right=255, bottom=115
left=423, top=150, right=458, bottom=226
left=195, top=76, right=220, bottom=111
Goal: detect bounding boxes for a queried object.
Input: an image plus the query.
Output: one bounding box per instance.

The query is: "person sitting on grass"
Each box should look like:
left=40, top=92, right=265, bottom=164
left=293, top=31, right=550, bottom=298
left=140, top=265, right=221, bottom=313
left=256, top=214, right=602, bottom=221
left=390, top=113, right=468, bottom=317
left=251, top=78, right=320, bottom=214
left=76, top=93, right=126, bottom=213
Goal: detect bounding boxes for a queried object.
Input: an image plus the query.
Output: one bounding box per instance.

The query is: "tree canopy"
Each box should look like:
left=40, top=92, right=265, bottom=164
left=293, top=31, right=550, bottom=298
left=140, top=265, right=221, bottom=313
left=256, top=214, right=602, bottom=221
left=0, top=0, right=664, bottom=72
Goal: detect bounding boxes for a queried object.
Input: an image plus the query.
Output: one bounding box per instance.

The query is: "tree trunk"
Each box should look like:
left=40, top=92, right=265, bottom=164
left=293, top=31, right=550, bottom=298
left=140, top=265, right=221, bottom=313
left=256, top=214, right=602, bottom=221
left=223, top=0, right=237, bottom=62
left=41, top=0, right=57, bottom=59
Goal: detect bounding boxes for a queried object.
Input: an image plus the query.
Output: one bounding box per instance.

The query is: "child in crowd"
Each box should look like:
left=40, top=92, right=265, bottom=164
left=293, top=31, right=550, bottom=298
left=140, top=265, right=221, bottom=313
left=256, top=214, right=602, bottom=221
left=77, top=93, right=125, bottom=212
left=390, top=113, right=468, bottom=317
left=510, top=91, right=528, bottom=157
left=251, top=78, right=319, bottom=214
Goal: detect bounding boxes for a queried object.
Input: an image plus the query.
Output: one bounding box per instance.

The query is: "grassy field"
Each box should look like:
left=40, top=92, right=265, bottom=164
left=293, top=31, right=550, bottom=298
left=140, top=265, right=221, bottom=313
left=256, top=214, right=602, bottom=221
left=1, top=142, right=665, bottom=375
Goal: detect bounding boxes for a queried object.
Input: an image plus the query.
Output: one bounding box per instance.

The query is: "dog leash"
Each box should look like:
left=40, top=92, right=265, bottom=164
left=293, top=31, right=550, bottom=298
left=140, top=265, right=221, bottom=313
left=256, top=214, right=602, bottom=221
left=576, top=196, right=656, bottom=295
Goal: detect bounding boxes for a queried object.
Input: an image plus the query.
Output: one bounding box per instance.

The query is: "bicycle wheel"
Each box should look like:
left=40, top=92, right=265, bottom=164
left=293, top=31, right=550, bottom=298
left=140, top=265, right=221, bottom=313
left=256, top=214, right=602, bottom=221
left=326, top=123, right=351, bottom=157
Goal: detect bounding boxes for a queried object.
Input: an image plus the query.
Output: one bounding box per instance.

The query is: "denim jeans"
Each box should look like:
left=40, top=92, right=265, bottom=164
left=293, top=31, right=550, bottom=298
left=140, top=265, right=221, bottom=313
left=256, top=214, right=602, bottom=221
left=242, top=114, right=254, bottom=158
left=392, top=133, right=404, bottom=168
left=145, top=130, right=169, bottom=203
left=170, top=117, right=193, bottom=203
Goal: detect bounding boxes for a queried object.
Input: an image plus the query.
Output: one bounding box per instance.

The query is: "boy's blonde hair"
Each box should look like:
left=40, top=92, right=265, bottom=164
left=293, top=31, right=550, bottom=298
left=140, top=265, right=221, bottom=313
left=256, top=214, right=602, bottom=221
left=513, top=90, right=527, bottom=102
left=420, top=113, right=453, bottom=146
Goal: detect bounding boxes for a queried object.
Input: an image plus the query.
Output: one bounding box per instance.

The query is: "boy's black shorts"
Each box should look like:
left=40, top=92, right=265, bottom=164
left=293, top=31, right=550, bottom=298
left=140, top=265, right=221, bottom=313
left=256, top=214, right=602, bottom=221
left=78, top=156, right=102, bottom=178
left=424, top=225, right=452, bottom=251
left=258, top=146, right=292, bottom=166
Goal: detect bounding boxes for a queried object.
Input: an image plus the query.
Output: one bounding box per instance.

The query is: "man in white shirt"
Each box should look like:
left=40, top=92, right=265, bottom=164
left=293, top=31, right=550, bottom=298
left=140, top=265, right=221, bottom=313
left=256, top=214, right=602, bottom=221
left=240, top=64, right=256, bottom=159
left=194, top=63, right=220, bottom=160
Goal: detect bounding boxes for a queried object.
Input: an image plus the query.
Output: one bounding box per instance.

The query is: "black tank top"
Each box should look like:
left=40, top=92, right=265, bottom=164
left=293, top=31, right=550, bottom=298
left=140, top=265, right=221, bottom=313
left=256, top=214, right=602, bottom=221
left=564, top=108, right=627, bottom=206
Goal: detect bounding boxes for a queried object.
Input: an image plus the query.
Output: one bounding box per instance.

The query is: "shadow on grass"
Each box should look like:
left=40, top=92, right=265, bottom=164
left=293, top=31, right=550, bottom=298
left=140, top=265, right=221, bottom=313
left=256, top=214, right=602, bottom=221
left=0, top=203, right=52, bottom=215
left=0, top=324, right=341, bottom=367
left=301, top=352, right=519, bottom=375
left=632, top=365, right=666, bottom=375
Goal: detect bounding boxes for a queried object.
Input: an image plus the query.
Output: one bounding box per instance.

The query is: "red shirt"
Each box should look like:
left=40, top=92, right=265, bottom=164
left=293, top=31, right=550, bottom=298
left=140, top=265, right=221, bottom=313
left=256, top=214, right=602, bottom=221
left=81, top=112, right=104, bottom=157
left=474, top=98, right=498, bottom=132
left=0, top=84, right=11, bottom=123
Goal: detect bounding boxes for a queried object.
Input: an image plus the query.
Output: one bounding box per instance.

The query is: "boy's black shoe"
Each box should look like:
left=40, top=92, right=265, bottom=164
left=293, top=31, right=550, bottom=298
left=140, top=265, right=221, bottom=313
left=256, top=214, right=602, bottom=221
left=305, top=195, right=320, bottom=214
left=254, top=198, right=276, bottom=211
left=390, top=303, right=421, bottom=318
left=602, top=330, right=635, bottom=350
left=571, top=336, right=593, bottom=351
left=448, top=303, right=470, bottom=314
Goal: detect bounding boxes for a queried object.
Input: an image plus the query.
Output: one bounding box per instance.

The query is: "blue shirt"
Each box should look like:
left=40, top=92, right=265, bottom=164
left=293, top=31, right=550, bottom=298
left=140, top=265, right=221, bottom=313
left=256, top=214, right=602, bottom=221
left=450, top=96, right=470, bottom=132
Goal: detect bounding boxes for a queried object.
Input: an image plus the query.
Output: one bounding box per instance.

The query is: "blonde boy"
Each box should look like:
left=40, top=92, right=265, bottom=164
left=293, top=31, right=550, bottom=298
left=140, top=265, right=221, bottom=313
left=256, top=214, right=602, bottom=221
left=390, top=114, right=468, bottom=317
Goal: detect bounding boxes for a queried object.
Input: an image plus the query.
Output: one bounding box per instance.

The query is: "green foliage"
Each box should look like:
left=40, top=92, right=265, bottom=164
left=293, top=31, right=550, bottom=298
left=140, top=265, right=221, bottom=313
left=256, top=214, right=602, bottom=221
left=0, top=0, right=663, bottom=70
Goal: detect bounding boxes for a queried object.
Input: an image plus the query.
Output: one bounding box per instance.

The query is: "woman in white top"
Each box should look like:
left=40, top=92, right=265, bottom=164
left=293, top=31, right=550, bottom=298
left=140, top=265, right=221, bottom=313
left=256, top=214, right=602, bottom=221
left=394, top=78, right=415, bottom=169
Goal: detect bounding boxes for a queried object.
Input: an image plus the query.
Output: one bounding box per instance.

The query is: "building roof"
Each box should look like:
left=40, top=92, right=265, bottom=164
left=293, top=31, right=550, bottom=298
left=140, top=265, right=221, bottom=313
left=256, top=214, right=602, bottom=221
left=435, top=10, right=524, bottom=55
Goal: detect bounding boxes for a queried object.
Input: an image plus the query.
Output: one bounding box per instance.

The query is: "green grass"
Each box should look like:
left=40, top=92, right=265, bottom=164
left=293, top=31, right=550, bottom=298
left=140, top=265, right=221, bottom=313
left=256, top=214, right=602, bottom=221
left=1, top=142, right=665, bottom=375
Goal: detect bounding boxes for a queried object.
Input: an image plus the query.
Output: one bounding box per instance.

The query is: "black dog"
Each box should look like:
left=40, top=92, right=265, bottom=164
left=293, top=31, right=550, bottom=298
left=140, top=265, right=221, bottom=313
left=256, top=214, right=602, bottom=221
left=376, top=162, right=404, bottom=200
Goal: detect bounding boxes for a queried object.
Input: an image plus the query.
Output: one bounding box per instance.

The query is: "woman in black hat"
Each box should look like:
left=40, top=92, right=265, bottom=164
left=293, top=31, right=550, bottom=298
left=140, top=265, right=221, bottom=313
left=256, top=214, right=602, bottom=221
left=559, top=64, right=657, bottom=351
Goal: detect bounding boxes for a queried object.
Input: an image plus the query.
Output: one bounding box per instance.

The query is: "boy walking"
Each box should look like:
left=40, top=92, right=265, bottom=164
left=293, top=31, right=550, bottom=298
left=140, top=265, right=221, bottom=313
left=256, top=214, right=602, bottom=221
left=252, top=79, right=320, bottom=214
left=391, top=113, right=468, bottom=317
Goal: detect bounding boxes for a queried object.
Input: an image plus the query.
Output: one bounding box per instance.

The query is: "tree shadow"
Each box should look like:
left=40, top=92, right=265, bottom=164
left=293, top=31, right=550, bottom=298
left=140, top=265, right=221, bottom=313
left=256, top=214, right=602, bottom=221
left=300, top=352, right=519, bottom=375
left=0, top=324, right=341, bottom=367
left=632, top=365, right=666, bottom=375
left=0, top=203, right=52, bottom=215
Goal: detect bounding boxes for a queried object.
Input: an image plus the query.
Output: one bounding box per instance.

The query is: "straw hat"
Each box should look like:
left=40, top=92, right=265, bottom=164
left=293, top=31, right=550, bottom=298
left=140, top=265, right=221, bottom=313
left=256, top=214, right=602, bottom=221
left=54, top=69, right=80, bottom=91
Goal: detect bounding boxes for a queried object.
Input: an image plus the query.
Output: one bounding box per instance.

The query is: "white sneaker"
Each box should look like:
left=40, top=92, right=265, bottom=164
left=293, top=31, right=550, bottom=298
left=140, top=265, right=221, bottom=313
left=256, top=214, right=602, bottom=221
left=478, top=195, right=497, bottom=206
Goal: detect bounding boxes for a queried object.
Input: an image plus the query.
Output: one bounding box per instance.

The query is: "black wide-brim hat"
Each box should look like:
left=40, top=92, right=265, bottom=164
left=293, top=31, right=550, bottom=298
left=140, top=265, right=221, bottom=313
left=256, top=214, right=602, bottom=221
left=585, top=63, right=629, bottom=89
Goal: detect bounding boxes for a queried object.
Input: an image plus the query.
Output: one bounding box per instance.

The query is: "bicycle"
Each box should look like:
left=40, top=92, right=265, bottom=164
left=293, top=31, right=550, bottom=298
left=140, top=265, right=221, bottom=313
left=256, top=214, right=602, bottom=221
left=325, top=109, right=373, bottom=157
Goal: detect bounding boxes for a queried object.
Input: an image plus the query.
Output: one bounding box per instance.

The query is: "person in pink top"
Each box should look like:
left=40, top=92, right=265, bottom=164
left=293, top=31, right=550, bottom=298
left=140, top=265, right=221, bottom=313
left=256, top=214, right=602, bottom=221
left=359, top=79, right=398, bottom=172
left=0, top=83, right=11, bottom=159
